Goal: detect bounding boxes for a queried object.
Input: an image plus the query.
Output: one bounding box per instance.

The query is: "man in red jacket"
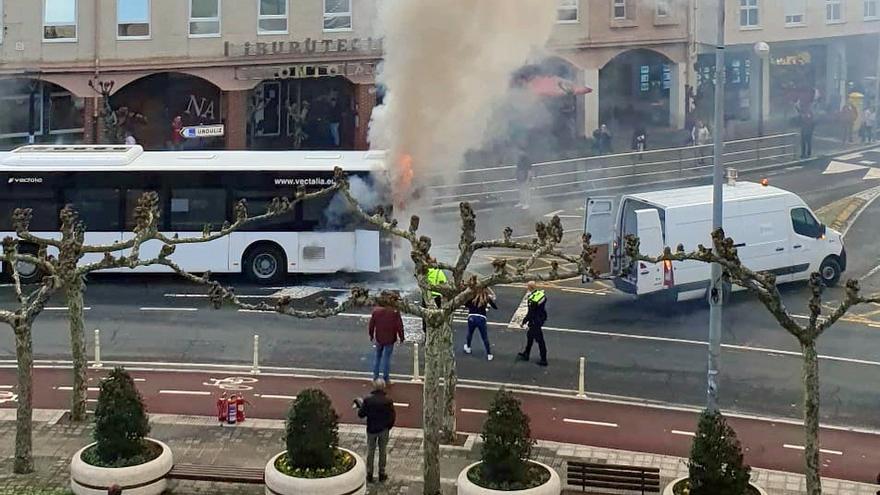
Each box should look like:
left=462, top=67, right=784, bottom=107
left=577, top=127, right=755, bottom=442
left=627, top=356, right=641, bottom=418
left=369, top=291, right=405, bottom=383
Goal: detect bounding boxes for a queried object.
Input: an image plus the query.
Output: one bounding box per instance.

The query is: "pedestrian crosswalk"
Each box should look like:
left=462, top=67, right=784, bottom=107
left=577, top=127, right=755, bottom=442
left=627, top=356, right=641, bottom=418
left=822, top=147, right=880, bottom=180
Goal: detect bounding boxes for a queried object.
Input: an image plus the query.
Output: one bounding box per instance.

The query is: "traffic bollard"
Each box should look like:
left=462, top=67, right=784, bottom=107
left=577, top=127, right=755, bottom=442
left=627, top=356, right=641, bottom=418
left=251, top=335, right=260, bottom=375
left=411, top=343, right=421, bottom=383
left=576, top=356, right=586, bottom=398
left=93, top=329, right=102, bottom=369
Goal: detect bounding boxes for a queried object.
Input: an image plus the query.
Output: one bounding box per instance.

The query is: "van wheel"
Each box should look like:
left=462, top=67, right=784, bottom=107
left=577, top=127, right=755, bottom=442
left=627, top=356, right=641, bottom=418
left=819, top=258, right=842, bottom=287
left=243, top=244, right=287, bottom=285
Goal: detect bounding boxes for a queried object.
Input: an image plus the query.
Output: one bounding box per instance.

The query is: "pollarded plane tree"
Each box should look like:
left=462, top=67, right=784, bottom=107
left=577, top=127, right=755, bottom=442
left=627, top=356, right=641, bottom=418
left=164, top=168, right=598, bottom=495
left=629, top=229, right=879, bottom=495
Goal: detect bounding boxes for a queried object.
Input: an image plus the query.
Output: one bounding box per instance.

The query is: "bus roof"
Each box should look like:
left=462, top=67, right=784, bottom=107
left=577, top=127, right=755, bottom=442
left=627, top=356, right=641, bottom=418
left=626, top=181, right=792, bottom=210
left=0, top=145, right=386, bottom=173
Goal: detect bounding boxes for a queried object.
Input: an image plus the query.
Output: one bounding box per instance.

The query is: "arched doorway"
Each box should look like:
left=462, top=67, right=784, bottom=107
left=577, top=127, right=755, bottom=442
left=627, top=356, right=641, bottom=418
left=0, top=78, right=85, bottom=150
left=110, top=72, right=222, bottom=150
left=248, top=76, right=356, bottom=150
left=599, top=49, right=674, bottom=129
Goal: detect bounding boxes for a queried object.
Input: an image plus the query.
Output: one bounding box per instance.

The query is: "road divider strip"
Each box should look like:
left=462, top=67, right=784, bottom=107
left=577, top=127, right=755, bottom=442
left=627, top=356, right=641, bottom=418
left=671, top=430, right=695, bottom=437
left=562, top=418, right=618, bottom=428
left=255, top=394, right=297, bottom=400
left=140, top=307, right=199, bottom=312
left=159, top=390, right=211, bottom=396
left=461, top=408, right=487, bottom=414
left=783, top=444, right=843, bottom=456
left=46, top=307, right=91, bottom=311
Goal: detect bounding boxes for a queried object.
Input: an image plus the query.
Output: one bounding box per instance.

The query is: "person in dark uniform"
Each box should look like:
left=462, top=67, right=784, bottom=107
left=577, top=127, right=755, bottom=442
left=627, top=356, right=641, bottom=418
left=355, top=378, right=396, bottom=483
left=517, top=281, right=548, bottom=366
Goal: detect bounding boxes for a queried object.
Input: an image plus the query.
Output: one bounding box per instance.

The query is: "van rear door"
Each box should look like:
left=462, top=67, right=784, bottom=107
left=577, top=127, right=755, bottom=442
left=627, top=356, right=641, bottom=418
left=584, top=197, right=615, bottom=278
left=635, top=208, right=665, bottom=295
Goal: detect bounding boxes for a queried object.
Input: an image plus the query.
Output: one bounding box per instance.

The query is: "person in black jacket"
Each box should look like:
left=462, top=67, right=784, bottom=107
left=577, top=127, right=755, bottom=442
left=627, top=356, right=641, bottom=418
left=517, top=281, right=548, bottom=366
left=464, top=287, right=497, bottom=361
left=356, top=379, right=396, bottom=483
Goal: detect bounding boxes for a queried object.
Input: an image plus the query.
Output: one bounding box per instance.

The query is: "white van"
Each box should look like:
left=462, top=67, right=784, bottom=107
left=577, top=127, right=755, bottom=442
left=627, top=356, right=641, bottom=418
left=584, top=180, right=846, bottom=302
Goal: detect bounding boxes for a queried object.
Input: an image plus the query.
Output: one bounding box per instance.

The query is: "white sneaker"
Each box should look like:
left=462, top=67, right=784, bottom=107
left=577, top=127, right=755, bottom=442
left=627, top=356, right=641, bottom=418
left=487, top=354, right=494, bottom=361
left=463, top=345, right=472, bottom=354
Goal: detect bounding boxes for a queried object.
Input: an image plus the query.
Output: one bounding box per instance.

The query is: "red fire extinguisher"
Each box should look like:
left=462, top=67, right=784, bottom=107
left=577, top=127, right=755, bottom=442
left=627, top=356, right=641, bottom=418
left=226, top=394, right=238, bottom=425
left=235, top=395, right=250, bottom=423
left=216, top=393, right=228, bottom=423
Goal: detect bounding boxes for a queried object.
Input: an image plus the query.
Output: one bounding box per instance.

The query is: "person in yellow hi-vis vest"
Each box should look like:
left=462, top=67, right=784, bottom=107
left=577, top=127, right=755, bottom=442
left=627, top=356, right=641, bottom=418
left=517, top=281, right=548, bottom=366
left=425, top=262, right=446, bottom=308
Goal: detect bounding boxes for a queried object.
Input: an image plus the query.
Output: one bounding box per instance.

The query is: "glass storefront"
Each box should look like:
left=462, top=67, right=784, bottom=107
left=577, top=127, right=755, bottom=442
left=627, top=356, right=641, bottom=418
left=0, top=79, right=84, bottom=150
left=600, top=49, right=672, bottom=127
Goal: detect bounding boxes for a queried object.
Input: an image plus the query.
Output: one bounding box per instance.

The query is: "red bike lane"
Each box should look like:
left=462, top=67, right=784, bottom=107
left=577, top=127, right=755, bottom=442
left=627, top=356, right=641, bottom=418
left=1, top=366, right=876, bottom=485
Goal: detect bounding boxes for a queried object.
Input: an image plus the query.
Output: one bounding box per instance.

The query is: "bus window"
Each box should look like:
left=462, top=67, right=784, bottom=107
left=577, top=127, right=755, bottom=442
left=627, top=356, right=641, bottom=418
left=124, top=189, right=164, bottom=230
left=302, top=194, right=334, bottom=230
left=64, top=189, right=122, bottom=232
left=170, top=189, right=226, bottom=231
left=232, top=191, right=296, bottom=232
left=0, top=194, right=60, bottom=232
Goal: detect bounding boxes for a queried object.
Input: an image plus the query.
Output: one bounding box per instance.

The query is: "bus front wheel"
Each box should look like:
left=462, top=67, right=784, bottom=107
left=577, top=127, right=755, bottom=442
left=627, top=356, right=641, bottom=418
left=4, top=244, right=43, bottom=285
left=243, top=244, right=287, bottom=284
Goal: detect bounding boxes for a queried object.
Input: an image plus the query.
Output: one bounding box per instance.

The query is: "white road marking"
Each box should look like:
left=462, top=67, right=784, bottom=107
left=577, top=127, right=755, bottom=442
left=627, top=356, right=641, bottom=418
left=159, top=390, right=211, bottom=396
left=864, top=168, right=880, bottom=180
left=461, top=408, right=488, bottom=414
left=393, top=402, right=410, bottom=408
left=508, top=293, right=530, bottom=330
left=822, top=161, right=868, bottom=174
left=671, top=430, right=695, bottom=437
left=54, top=386, right=100, bottom=392
left=46, top=307, right=92, bottom=311
left=238, top=309, right=275, bottom=314
left=838, top=152, right=865, bottom=160
left=0, top=385, right=13, bottom=389
left=859, top=160, right=877, bottom=165
left=783, top=444, right=843, bottom=456
left=140, top=307, right=199, bottom=312
left=563, top=418, right=618, bottom=428
left=544, top=210, right=565, bottom=218
left=255, top=394, right=297, bottom=400
left=164, top=294, right=268, bottom=299
left=860, top=263, right=880, bottom=281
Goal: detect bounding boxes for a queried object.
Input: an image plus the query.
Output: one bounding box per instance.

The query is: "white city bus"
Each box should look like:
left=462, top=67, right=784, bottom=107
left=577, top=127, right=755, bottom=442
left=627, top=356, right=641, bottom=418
left=0, top=145, right=398, bottom=284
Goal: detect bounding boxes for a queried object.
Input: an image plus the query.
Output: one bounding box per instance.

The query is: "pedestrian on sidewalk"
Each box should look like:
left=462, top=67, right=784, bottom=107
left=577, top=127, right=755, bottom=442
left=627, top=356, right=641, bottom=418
left=464, top=287, right=497, bottom=361
left=515, top=148, right=533, bottom=210
left=800, top=111, right=815, bottom=159
left=631, top=126, right=647, bottom=153
left=692, top=120, right=711, bottom=164
left=369, top=291, right=404, bottom=383
left=517, top=281, right=548, bottom=366
left=842, top=101, right=858, bottom=144
left=592, top=124, right=613, bottom=155
left=108, top=485, right=122, bottom=495
left=355, top=378, right=396, bottom=483
left=861, top=107, right=876, bottom=143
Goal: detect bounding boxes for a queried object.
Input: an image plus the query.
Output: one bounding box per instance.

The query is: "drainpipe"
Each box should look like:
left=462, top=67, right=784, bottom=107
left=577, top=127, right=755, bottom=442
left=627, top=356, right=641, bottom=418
left=92, top=0, right=101, bottom=143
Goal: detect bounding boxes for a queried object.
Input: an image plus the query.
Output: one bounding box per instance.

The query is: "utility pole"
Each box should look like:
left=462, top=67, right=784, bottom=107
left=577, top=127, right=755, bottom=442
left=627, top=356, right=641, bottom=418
left=708, top=0, right=726, bottom=413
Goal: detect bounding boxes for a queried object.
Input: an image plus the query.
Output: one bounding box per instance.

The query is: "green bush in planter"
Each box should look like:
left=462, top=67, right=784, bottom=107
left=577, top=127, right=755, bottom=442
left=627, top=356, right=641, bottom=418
left=687, top=409, right=751, bottom=495
left=285, top=388, right=340, bottom=470
left=93, top=367, right=151, bottom=465
left=479, top=389, right=536, bottom=485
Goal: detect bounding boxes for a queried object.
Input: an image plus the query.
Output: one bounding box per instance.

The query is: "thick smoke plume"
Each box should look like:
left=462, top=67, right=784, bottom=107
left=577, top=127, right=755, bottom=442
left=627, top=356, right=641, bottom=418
left=369, top=0, right=558, bottom=207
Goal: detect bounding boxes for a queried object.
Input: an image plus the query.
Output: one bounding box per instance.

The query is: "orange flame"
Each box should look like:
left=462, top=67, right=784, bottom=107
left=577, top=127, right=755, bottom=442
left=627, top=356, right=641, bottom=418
left=395, top=153, right=415, bottom=209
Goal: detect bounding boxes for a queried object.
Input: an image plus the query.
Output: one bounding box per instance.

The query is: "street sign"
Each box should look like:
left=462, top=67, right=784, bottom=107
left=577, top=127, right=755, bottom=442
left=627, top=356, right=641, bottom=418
left=180, top=124, right=225, bottom=139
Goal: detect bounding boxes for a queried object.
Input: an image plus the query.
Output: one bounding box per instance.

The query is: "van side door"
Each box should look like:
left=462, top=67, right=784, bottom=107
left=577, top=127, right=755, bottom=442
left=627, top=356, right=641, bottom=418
left=634, top=208, right=665, bottom=296
left=584, top=197, right=615, bottom=279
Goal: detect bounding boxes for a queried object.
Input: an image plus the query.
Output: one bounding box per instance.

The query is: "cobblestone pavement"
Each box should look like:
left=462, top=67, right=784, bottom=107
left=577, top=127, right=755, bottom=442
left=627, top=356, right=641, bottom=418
left=0, top=411, right=877, bottom=494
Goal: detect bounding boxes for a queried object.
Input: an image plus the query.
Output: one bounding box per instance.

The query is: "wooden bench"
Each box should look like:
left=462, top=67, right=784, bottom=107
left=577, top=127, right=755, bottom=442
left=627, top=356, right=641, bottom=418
left=166, top=464, right=265, bottom=484
left=566, top=460, right=660, bottom=494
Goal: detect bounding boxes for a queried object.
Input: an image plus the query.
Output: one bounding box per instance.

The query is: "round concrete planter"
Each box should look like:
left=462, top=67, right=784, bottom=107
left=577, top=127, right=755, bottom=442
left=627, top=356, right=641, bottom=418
left=70, top=439, right=173, bottom=495
left=264, top=447, right=366, bottom=495
left=663, top=476, right=768, bottom=495
left=457, top=460, right=562, bottom=495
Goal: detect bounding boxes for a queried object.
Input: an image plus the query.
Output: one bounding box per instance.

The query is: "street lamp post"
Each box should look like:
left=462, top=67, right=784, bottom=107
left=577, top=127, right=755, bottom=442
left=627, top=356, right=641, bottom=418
left=707, top=0, right=726, bottom=413
left=27, top=79, right=40, bottom=145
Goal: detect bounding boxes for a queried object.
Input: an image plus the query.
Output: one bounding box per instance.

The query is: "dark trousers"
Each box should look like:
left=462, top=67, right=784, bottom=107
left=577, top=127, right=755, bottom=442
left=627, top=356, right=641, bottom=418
left=367, top=429, right=390, bottom=477
left=466, top=315, right=491, bottom=354
left=801, top=131, right=813, bottom=158
left=523, top=325, right=547, bottom=362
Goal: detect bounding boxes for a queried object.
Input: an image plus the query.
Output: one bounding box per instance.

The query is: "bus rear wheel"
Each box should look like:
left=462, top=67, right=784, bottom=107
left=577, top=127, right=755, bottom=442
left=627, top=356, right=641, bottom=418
left=243, top=244, right=287, bottom=285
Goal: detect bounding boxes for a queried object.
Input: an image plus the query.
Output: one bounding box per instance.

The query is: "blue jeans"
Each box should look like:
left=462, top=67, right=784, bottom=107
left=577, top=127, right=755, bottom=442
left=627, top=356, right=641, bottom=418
left=466, top=316, right=491, bottom=354
left=373, top=343, right=394, bottom=381
left=329, top=122, right=341, bottom=146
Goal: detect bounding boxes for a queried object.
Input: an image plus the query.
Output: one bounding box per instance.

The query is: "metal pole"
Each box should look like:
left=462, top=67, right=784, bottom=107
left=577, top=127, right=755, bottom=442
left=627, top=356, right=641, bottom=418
left=708, top=0, right=726, bottom=413
left=27, top=82, right=37, bottom=145
left=757, top=60, right=764, bottom=138
left=411, top=343, right=421, bottom=383
left=577, top=356, right=586, bottom=398
left=251, top=335, right=260, bottom=374
left=875, top=35, right=880, bottom=122
left=93, top=329, right=102, bottom=368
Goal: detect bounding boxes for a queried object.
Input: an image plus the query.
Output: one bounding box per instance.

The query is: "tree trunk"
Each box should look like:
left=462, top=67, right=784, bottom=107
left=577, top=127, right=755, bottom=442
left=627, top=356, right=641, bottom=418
left=801, top=341, right=822, bottom=495
left=422, top=316, right=445, bottom=495
left=13, top=322, right=34, bottom=474
left=66, top=279, right=88, bottom=422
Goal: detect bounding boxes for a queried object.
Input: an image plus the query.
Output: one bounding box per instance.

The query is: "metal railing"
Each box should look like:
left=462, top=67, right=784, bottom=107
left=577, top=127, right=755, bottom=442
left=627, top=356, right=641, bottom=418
left=428, top=133, right=798, bottom=207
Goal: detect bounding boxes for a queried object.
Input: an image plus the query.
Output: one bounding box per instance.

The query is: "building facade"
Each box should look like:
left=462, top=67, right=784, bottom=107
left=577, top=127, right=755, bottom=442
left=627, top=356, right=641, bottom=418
left=0, top=0, right=381, bottom=150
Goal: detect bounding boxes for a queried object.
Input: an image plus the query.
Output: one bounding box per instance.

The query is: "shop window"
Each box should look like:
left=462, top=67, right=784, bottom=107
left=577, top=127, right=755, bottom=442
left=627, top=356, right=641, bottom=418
left=254, top=82, right=282, bottom=137
left=784, top=0, right=805, bottom=25
left=258, top=0, right=288, bottom=34
left=44, top=0, right=77, bottom=41
left=612, top=0, right=626, bottom=19
left=49, top=90, right=84, bottom=135
left=826, top=0, right=842, bottom=22
left=739, top=0, right=759, bottom=27
left=190, top=0, right=220, bottom=36
left=656, top=0, right=669, bottom=17
left=324, top=0, right=352, bottom=31
left=865, top=0, right=878, bottom=19
left=557, top=0, right=578, bottom=22
left=64, top=189, right=122, bottom=232
left=170, top=189, right=227, bottom=231
left=0, top=81, right=43, bottom=139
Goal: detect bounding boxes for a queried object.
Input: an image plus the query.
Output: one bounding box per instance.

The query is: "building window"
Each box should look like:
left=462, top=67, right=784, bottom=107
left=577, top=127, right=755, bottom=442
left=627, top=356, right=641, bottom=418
left=612, top=0, right=626, bottom=19
left=190, top=0, right=220, bottom=36
left=43, top=0, right=77, bottom=41
left=117, top=0, right=150, bottom=38
left=0, top=0, right=4, bottom=44
left=826, top=0, right=842, bottom=22
left=656, top=0, right=670, bottom=17
left=258, top=0, right=287, bottom=34
left=739, top=0, right=759, bottom=27
left=557, top=0, right=578, bottom=22
left=324, top=0, right=352, bottom=31
left=866, top=0, right=879, bottom=19
left=784, top=0, right=805, bottom=24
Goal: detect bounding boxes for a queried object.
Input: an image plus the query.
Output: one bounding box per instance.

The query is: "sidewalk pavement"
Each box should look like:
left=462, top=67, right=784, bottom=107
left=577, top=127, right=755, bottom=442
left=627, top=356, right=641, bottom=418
left=0, top=410, right=877, bottom=495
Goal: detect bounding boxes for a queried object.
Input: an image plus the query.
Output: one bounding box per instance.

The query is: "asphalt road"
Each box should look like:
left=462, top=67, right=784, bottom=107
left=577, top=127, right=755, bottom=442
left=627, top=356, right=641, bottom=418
left=4, top=147, right=880, bottom=429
